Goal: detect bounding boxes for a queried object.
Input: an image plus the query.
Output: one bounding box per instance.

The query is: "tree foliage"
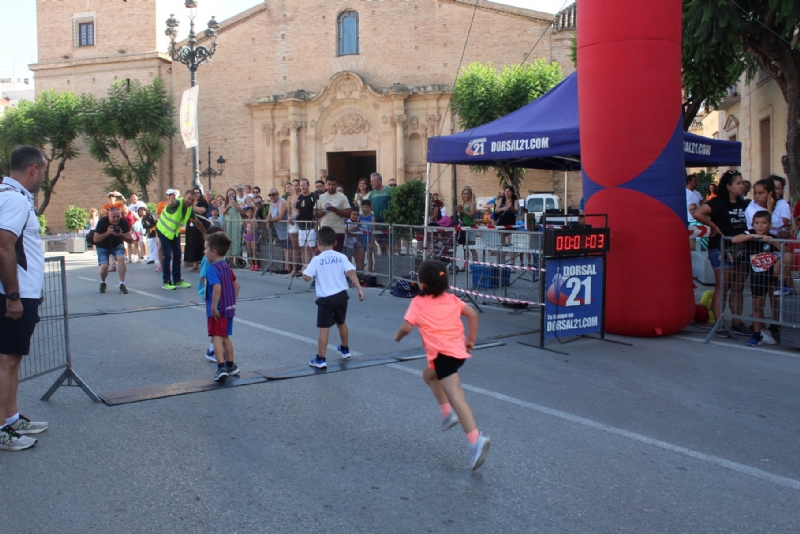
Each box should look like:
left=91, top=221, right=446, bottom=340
left=0, top=90, right=82, bottom=215
left=383, top=179, right=427, bottom=227
left=450, top=59, right=562, bottom=195
left=81, top=78, right=176, bottom=202
left=684, top=0, right=800, bottom=194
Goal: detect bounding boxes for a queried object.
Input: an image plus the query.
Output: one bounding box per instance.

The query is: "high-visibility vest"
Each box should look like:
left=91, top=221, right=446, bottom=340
left=156, top=198, right=192, bottom=239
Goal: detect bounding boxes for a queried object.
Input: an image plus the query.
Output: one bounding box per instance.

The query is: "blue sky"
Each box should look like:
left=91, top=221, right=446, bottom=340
left=0, top=0, right=571, bottom=81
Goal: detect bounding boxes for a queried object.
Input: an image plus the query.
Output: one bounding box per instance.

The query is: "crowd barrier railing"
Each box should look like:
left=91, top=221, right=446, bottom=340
left=706, top=235, right=800, bottom=346
left=24, top=256, right=100, bottom=402
left=343, top=220, right=392, bottom=285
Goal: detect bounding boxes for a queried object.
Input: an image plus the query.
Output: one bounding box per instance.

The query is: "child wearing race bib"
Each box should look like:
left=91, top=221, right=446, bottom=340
left=732, top=210, right=779, bottom=347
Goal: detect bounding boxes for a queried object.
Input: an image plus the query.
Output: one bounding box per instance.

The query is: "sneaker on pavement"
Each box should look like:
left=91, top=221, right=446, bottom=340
left=337, top=345, right=351, bottom=359
left=162, top=282, right=176, bottom=291
left=714, top=328, right=731, bottom=338
left=759, top=330, right=777, bottom=345
left=9, top=415, right=48, bottom=435
left=0, top=425, right=37, bottom=451
left=205, top=350, right=216, bottom=362
left=309, top=356, right=327, bottom=369
left=155, top=265, right=162, bottom=272
left=174, top=279, right=192, bottom=288
left=146, top=260, right=155, bottom=265
left=470, top=433, right=491, bottom=470
left=119, top=284, right=129, bottom=294
left=731, top=322, right=754, bottom=336
left=214, top=367, right=229, bottom=382
left=773, top=285, right=793, bottom=296
left=226, top=363, right=240, bottom=376
left=440, top=411, right=459, bottom=432
left=746, top=335, right=762, bottom=347
left=99, top=282, right=107, bottom=293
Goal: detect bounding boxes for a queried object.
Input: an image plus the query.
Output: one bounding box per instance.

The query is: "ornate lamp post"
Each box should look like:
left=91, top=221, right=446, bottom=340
left=165, top=1, right=221, bottom=189
left=199, top=146, right=225, bottom=192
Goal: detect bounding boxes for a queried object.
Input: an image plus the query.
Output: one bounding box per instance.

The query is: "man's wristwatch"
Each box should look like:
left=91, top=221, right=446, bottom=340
left=6, top=292, right=20, bottom=301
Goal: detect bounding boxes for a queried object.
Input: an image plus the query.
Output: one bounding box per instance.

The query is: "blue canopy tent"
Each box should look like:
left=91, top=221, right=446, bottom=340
left=425, top=71, right=742, bottom=213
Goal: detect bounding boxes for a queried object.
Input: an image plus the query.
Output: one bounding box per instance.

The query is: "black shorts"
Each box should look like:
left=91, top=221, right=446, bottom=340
left=0, top=296, right=41, bottom=356
left=433, top=353, right=465, bottom=380
left=316, top=290, right=349, bottom=328
left=750, top=270, right=776, bottom=298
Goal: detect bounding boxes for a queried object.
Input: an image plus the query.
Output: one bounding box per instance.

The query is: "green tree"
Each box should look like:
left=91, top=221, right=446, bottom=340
left=684, top=0, right=800, bottom=193
left=450, top=59, right=562, bottom=195
left=0, top=90, right=82, bottom=215
left=81, top=78, right=176, bottom=202
left=383, top=178, right=427, bottom=227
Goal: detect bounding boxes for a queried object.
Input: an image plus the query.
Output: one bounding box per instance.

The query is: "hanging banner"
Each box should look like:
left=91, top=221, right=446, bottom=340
left=180, top=85, right=199, bottom=149
left=544, top=256, right=603, bottom=339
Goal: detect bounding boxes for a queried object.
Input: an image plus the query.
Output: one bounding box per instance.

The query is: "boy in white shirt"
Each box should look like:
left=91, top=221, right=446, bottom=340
left=303, top=226, right=364, bottom=368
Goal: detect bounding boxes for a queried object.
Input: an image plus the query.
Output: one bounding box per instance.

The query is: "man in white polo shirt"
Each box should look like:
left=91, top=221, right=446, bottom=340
left=0, top=145, right=49, bottom=451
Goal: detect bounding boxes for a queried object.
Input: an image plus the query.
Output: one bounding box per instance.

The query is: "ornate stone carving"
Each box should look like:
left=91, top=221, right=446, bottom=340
left=329, top=96, right=337, bottom=103
left=279, top=122, right=291, bottom=137
left=309, top=120, right=317, bottom=128
left=289, top=120, right=303, bottom=131
left=262, top=123, right=276, bottom=145
left=318, top=104, right=326, bottom=112
left=408, top=116, right=419, bottom=131
left=427, top=113, right=442, bottom=136
left=373, top=102, right=380, bottom=110
left=391, top=113, right=407, bottom=127
left=329, top=113, right=372, bottom=136
left=360, top=94, right=368, bottom=100
left=338, top=80, right=357, bottom=97
left=382, top=115, right=388, bottom=124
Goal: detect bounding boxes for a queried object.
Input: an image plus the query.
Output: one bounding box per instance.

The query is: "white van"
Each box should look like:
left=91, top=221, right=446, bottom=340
left=525, top=192, right=560, bottom=222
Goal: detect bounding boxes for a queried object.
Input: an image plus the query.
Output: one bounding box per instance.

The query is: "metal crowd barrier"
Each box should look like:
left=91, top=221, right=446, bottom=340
left=706, top=235, right=800, bottom=347
left=343, top=220, right=391, bottom=284
left=22, top=256, right=100, bottom=402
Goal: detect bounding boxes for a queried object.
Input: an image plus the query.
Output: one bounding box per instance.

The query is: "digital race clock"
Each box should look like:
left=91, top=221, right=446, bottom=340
left=543, top=227, right=610, bottom=257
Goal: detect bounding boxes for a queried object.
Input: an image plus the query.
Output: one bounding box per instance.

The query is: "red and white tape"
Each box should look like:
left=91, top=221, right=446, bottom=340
left=450, top=286, right=542, bottom=307
left=688, top=225, right=711, bottom=238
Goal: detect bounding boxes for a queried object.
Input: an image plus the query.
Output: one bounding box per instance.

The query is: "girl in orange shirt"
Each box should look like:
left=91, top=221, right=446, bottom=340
left=394, top=259, right=491, bottom=470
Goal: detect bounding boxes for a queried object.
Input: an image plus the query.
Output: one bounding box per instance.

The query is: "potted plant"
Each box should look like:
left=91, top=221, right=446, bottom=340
left=64, top=205, right=89, bottom=253
left=382, top=179, right=428, bottom=276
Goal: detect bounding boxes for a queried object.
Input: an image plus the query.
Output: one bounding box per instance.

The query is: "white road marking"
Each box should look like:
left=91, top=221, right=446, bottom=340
left=673, top=334, right=800, bottom=359
left=76, top=276, right=357, bottom=354
left=390, top=363, right=800, bottom=491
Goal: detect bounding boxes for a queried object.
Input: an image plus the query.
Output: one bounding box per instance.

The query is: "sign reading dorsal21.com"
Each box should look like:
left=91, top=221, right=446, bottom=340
left=544, top=256, right=603, bottom=339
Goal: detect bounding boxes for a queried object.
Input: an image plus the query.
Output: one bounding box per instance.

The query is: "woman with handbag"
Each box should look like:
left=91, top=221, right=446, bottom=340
left=693, top=170, right=752, bottom=337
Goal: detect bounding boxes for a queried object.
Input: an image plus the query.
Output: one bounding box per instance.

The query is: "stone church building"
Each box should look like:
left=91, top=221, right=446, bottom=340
left=31, top=0, right=576, bottom=227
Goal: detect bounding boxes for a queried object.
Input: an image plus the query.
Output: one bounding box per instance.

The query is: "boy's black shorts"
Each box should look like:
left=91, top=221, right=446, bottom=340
left=750, top=269, right=776, bottom=298
left=433, top=353, right=465, bottom=380
left=316, top=290, right=349, bottom=328
left=0, top=297, right=41, bottom=356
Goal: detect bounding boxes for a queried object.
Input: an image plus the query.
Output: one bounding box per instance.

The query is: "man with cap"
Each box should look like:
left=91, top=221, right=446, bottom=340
left=156, top=189, right=203, bottom=290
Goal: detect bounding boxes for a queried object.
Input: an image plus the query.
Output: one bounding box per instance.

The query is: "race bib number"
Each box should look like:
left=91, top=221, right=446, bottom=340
left=750, top=252, right=776, bottom=272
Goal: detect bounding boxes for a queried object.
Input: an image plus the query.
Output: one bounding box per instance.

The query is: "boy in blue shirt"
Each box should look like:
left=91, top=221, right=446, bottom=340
left=204, top=231, right=241, bottom=381
left=199, top=226, right=225, bottom=361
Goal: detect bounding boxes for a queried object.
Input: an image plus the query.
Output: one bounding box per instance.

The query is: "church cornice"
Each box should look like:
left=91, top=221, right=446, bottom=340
left=30, top=51, right=171, bottom=72
left=440, top=0, right=556, bottom=23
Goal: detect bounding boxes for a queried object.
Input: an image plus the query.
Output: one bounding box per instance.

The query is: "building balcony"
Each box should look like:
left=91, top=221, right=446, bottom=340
left=718, top=85, right=740, bottom=111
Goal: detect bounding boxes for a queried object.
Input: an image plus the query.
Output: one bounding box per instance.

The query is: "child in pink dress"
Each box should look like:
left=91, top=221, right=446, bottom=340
left=394, top=259, right=491, bottom=470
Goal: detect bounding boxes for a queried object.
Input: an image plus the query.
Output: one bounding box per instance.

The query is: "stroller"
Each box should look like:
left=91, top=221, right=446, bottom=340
left=426, top=215, right=461, bottom=274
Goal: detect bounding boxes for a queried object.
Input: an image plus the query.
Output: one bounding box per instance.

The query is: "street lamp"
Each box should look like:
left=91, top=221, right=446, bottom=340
left=165, top=1, right=221, bottom=189
left=199, top=146, right=225, bottom=192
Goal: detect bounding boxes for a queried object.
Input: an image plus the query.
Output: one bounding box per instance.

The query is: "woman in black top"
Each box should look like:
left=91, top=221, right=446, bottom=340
left=693, top=170, right=752, bottom=336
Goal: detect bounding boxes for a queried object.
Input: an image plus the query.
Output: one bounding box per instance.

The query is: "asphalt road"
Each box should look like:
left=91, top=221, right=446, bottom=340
left=2, top=252, right=799, bottom=532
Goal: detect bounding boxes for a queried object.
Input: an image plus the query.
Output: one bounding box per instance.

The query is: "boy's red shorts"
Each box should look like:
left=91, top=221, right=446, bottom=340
left=207, top=317, right=233, bottom=337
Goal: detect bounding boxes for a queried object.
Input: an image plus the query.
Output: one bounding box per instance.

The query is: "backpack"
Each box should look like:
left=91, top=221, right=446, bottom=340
left=391, top=279, right=420, bottom=298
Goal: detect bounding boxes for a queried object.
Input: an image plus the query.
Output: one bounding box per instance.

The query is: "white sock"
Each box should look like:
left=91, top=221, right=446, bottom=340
left=6, top=413, right=20, bottom=426
left=208, top=342, right=214, bottom=353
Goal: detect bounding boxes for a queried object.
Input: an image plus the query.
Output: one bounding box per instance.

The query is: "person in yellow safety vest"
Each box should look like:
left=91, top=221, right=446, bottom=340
left=156, top=189, right=205, bottom=290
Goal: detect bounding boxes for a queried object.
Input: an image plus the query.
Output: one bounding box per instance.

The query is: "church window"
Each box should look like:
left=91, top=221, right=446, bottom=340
left=73, top=15, right=96, bottom=48
left=337, top=11, right=359, bottom=56
left=79, top=23, right=94, bottom=46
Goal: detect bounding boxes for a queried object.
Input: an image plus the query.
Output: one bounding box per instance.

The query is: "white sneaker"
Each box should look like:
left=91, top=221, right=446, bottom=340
left=470, top=433, right=491, bottom=470
left=9, top=415, right=48, bottom=434
left=0, top=425, right=37, bottom=451
left=440, top=411, right=459, bottom=431
left=760, top=330, right=777, bottom=345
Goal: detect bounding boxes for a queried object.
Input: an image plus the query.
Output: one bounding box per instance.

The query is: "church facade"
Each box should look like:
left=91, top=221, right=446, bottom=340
left=31, top=0, right=576, bottom=227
